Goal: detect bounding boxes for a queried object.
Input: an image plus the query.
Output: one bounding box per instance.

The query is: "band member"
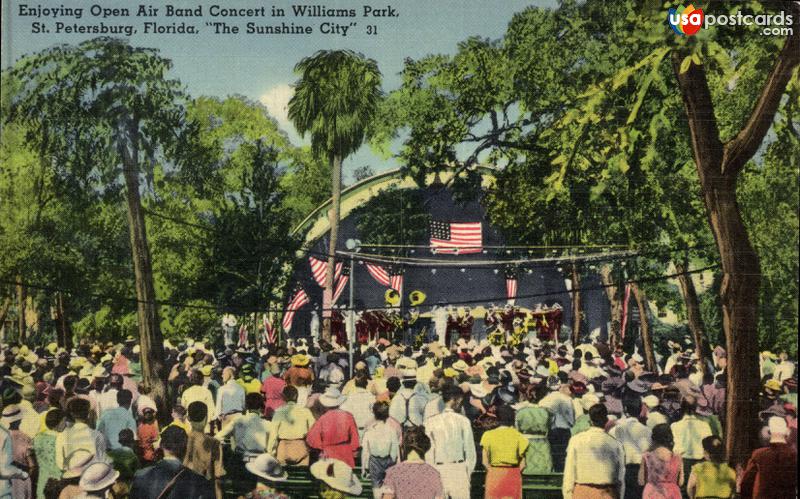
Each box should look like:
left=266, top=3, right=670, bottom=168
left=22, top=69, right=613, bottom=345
left=459, top=307, right=474, bottom=342
left=446, top=307, right=460, bottom=349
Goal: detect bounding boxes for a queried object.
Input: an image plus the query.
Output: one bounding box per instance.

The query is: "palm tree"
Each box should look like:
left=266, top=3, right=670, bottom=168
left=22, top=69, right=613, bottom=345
left=288, top=50, right=382, bottom=340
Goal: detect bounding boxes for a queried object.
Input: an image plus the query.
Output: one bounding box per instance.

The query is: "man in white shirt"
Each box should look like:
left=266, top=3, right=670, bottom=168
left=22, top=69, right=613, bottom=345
left=609, top=399, right=651, bottom=499
left=1, top=417, right=28, bottom=498
left=360, top=401, right=399, bottom=493
left=340, top=376, right=376, bottom=441
left=181, top=369, right=217, bottom=423
left=56, top=398, right=107, bottom=472
left=424, top=385, right=476, bottom=499
left=215, top=392, right=272, bottom=456
left=773, top=351, right=796, bottom=382
left=563, top=403, right=626, bottom=499
left=215, top=367, right=245, bottom=421
left=539, top=374, right=575, bottom=471
left=670, top=396, right=712, bottom=470
left=95, top=374, right=124, bottom=417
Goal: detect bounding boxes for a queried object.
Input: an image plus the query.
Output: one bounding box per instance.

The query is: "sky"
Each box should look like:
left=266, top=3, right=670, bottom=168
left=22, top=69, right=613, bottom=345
left=2, top=0, right=556, bottom=182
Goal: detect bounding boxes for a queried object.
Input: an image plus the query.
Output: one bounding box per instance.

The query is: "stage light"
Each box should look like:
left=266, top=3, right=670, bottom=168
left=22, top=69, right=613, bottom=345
left=493, top=269, right=499, bottom=274
left=460, top=268, right=466, bottom=273
left=431, top=269, right=437, bottom=274
left=527, top=269, right=533, bottom=274
left=557, top=267, right=563, bottom=272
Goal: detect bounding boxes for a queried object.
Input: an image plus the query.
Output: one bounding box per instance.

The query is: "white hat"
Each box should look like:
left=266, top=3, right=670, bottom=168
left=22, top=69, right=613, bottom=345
left=246, top=453, right=288, bottom=482
left=310, top=458, right=362, bottom=495
left=63, top=449, right=96, bottom=478
left=642, top=395, right=660, bottom=409
left=319, top=387, right=346, bottom=408
left=768, top=416, right=789, bottom=442
left=0, top=405, right=23, bottom=425
left=79, top=462, right=119, bottom=492
left=580, top=393, right=601, bottom=411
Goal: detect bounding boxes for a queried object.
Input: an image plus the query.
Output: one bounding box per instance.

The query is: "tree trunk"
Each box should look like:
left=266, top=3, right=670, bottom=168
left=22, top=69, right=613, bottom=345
left=570, top=264, right=582, bottom=346
left=671, top=24, right=800, bottom=461
left=322, top=153, right=342, bottom=343
left=630, top=283, right=656, bottom=373
left=0, top=296, right=10, bottom=342
left=16, top=275, right=26, bottom=342
left=675, top=259, right=710, bottom=374
left=55, top=292, right=73, bottom=349
left=121, top=124, right=168, bottom=420
left=599, top=264, right=622, bottom=347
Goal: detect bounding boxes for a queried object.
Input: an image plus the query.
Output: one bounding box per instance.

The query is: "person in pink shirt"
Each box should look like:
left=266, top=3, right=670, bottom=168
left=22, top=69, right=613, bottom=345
left=306, top=387, right=360, bottom=467
left=261, top=367, right=286, bottom=419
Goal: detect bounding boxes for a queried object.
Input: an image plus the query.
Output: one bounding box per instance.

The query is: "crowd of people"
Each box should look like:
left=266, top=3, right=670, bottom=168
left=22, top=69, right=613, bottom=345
left=0, top=321, right=797, bottom=499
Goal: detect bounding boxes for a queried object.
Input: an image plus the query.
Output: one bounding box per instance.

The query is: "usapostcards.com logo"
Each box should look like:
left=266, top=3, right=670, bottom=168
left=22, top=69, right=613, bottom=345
left=668, top=4, right=703, bottom=36
left=668, top=4, right=794, bottom=36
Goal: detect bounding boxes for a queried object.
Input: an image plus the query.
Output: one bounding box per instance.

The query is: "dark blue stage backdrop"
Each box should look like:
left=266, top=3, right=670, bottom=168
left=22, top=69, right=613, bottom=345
left=287, top=180, right=611, bottom=340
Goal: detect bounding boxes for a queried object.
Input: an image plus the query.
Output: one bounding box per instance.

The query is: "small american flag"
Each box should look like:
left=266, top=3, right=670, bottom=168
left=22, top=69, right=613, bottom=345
left=282, top=288, right=309, bottom=332
left=430, top=221, right=483, bottom=254
left=263, top=314, right=276, bottom=345
left=505, top=266, right=518, bottom=305
left=309, top=257, right=343, bottom=288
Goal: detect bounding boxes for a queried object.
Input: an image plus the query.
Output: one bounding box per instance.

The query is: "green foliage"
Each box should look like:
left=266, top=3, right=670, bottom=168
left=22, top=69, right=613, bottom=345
left=288, top=50, right=383, bottom=161
left=739, top=89, right=800, bottom=355
left=350, top=187, right=430, bottom=246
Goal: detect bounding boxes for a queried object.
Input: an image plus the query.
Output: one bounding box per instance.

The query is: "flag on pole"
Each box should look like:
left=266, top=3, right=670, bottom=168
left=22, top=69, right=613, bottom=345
left=238, top=324, right=248, bottom=347
left=505, top=266, right=518, bottom=305
left=282, top=287, right=309, bottom=332
left=309, top=257, right=343, bottom=288
left=333, top=265, right=350, bottom=304
left=429, top=221, right=483, bottom=254
left=263, top=314, right=276, bottom=345
left=365, top=262, right=391, bottom=287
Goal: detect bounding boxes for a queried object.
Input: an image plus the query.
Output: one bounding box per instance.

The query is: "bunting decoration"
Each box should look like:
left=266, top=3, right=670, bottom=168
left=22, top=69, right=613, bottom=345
left=365, top=262, right=391, bottom=287
left=389, top=267, right=404, bottom=295
left=282, top=287, right=309, bottom=332
left=505, top=265, right=518, bottom=305
left=309, top=257, right=343, bottom=288
left=332, top=265, right=350, bottom=304
left=620, top=283, right=632, bottom=340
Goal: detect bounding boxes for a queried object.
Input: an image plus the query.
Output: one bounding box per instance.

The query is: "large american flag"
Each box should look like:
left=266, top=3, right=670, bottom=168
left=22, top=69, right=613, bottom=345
left=282, top=288, right=309, bottom=332
left=429, top=221, right=483, bottom=254
left=309, top=257, right=343, bottom=288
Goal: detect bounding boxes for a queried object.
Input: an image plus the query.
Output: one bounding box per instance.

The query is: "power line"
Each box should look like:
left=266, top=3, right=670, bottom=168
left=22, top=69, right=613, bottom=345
left=1, top=264, right=719, bottom=316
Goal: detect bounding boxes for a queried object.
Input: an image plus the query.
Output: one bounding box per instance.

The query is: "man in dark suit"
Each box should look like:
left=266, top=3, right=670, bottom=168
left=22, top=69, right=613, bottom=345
left=129, top=425, right=215, bottom=499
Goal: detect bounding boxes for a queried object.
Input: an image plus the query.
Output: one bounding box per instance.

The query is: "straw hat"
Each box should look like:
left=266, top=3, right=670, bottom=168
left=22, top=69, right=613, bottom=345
left=319, top=387, right=346, bottom=408
left=1, top=405, right=24, bottom=426
left=469, top=383, right=487, bottom=398
left=246, top=453, right=288, bottom=482
left=580, top=393, right=601, bottom=411
left=642, top=395, right=660, bottom=409
left=79, top=462, right=119, bottom=492
left=291, top=354, right=310, bottom=367
left=310, top=459, right=362, bottom=495
left=452, top=360, right=469, bottom=372
left=764, top=379, right=782, bottom=393
left=63, top=449, right=96, bottom=479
